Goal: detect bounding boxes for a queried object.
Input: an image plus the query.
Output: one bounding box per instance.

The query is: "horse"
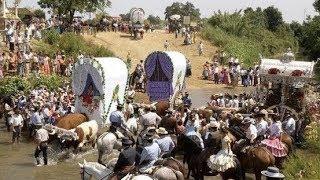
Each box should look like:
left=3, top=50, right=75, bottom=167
left=154, top=157, right=186, bottom=178
left=152, top=166, right=184, bottom=180
left=159, top=116, right=177, bottom=134
left=97, top=131, right=124, bottom=165
left=181, top=130, right=242, bottom=180
left=229, top=128, right=275, bottom=180
left=175, top=134, right=203, bottom=178
left=79, top=160, right=114, bottom=180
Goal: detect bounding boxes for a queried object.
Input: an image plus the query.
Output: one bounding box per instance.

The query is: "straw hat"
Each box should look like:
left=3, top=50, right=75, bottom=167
left=234, top=113, right=244, bottom=120
left=242, top=117, right=254, bottom=125
left=261, top=167, right=285, bottom=179
left=206, top=121, right=220, bottom=129
left=156, top=127, right=168, bottom=135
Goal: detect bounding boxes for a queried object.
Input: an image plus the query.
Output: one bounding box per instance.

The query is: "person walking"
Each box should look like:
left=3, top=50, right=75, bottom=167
left=164, top=40, right=169, bottom=51
left=9, top=108, right=24, bottom=144
left=34, top=125, right=49, bottom=166
left=198, top=41, right=204, bottom=56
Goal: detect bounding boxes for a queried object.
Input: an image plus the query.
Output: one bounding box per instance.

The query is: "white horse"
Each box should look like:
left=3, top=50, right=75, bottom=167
left=79, top=160, right=153, bottom=180
left=97, top=131, right=123, bottom=165
left=79, top=160, right=113, bottom=180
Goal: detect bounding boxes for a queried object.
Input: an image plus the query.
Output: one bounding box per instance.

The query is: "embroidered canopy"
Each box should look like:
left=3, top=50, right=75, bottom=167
left=72, top=57, right=128, bottom=126
left=145, top=51, right=187, bottom=102
left=260, top=58, right=316, bottom=84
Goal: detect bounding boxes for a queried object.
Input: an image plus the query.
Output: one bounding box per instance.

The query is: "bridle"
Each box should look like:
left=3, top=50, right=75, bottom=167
left=80, top=166, right=113, bottom=180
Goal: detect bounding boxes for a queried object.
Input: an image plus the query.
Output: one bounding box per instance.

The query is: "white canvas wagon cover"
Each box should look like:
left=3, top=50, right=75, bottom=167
left=72, top=57, right=128, bottom=126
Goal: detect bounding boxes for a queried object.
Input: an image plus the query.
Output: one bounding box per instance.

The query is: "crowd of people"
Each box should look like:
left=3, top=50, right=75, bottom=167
left=202, top=56, right=260, bottom=86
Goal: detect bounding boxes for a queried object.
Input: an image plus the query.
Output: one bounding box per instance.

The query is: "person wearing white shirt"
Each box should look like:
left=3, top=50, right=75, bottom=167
left=232, top=95, right=239, bottom=109
left=283, top=114, right=296, bottom=136
left=34, top=126, right=49, bottom=166
left=9, top=108, right=24, bottom=143
left=255, top=113, right=268, bottom=139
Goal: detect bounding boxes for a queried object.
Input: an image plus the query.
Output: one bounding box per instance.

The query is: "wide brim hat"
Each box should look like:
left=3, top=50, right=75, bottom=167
left=156, top=127, right=168, bottom=135
left=234, top=113, right=244, bottom=120
left=242, top=117, right=254, bottom=125
left=122, top=137, right=133, bottom=145
left=206, top=121, right=220, bottom=129
left=261, top=167, right=285, bottom=179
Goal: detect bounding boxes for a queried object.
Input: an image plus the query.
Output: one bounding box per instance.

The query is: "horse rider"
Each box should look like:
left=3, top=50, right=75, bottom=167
left=113, top=137, right=140, bottom=179
left=185, top=114, right=204, bottom=149
left=138, top=132, right=161, bottom=173
left=9, top=107, right=24, bottom=144
left=261, top=114, right=287, bottom=159
left=34, top=124, right=49, bottom=166
left=182, top=92, right=192, bottom=107
left=255, top=110, right=268, bottom=141
left=125, top=99, right=134, bottom=119
left=202, top=121, right=220, bottom=148
left=282, top=113, right=296, bottom=137
left=236, top=117, right=257, bottom=153
left=155, top=127, right=175, bottom=158
left=140, top=105, right=162, bottom=132
left=109, top=104, right=130, bottom=136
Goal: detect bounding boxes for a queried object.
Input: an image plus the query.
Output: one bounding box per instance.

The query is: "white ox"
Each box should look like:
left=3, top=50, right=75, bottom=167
left=58, top=120, right=99, bottom=150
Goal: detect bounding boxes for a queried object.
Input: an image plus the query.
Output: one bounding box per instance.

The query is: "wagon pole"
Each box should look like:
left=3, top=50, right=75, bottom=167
left=280, top=77, right=286, bottom=121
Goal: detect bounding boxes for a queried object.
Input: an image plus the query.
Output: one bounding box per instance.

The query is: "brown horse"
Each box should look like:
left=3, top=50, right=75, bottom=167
left=229, top=128, right=275, bottom=180
left=155, top=100, right=170, bottom=117
left=159, top=116, right=177, bottom=134
left=154, top=157, right=186, bottom=178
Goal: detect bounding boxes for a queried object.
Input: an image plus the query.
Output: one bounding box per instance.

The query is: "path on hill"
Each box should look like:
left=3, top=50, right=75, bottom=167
left=84, top=30, right=253, bottom=97
left=84, top=30, right=217, bottom=89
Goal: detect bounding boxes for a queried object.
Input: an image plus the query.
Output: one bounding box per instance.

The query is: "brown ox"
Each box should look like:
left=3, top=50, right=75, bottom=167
left=56, top=113, right=88, bottom=130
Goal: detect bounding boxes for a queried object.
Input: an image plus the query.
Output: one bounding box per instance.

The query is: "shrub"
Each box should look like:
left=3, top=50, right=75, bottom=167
left=33, top=31, right=114, bottom=59
left=0, top=75, right=70, bottom=95
left=201, top=10, right=298, bottom=66
left=0, top=77, right=32, bottom=95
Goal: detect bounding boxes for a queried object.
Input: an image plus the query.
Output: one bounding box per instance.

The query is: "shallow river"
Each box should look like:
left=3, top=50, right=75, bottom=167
left=0, top=88, right=253, bottom=180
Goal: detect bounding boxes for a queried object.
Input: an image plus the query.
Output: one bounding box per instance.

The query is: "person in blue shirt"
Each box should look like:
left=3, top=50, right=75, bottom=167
left=182, top=92, right=192, bottom=107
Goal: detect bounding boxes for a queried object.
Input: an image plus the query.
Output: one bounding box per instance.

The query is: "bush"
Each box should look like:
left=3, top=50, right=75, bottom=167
left=35, top=31, right=114, bottom=58
left=201, top=10, right=298, bottom=66
left=0, top=77, right=32, bottom=95
left=0, top=75, right=70, bottom=95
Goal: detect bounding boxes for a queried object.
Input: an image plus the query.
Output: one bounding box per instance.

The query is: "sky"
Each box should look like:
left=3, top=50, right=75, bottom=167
left=6, top=0, right=319, bottom=22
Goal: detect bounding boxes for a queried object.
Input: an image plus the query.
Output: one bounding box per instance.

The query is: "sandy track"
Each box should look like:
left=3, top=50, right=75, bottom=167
left=84, top=30, right=217, bottom=89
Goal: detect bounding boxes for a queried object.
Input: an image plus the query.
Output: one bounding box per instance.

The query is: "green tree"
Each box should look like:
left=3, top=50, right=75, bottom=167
left=164, top=1, right=201, bottom=21
left=147, top=15, right=161, bottom=25
left=38, top=0, right=111, bottom=23
left=119, top=13, right=131, bottom=22
left=34, top=9, right=46, bottom=19
left=263, top=6, right=284, bottom=31
left=314, top=0, right=320, bottom=13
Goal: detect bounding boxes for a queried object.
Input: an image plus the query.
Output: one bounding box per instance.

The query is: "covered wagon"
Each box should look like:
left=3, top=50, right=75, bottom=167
left=72, top=57, right=128, bottom=126
left=144, top=51, right=187, bottom=103
left=258, top=51, right=316, bottom=119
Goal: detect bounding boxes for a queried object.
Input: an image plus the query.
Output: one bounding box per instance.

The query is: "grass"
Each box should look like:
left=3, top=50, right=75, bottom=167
left=283, top=124, right=320, bottom=179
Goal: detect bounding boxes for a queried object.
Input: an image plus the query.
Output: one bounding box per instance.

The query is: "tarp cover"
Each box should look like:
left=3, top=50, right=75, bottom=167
left=72, top=57, right=128, bottom=126
left=145, top=51, right=186, bottom=102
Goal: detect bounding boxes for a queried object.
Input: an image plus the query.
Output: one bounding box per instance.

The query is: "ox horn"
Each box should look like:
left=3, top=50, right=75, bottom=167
left=78, top=162, right=83, bottom=168
left=83, top=159, right=87, bottom=165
